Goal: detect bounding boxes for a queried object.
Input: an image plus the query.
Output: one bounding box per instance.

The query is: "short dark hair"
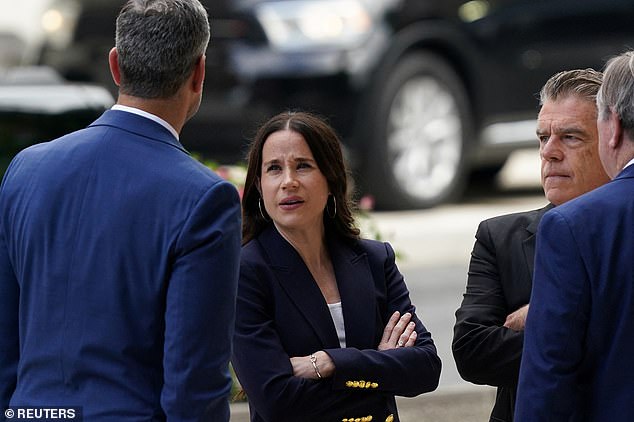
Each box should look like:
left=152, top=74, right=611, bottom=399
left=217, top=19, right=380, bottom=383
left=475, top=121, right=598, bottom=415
left=115, top=0, right=210, bottom=98
left=242, top=111, right=360, bottom=244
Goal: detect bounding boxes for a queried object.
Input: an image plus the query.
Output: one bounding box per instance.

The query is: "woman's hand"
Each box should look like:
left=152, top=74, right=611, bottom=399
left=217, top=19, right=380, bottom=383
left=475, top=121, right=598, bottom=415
left=290, top=350, right=335, bottom=379
left=378, top=311, right=417, bottom=351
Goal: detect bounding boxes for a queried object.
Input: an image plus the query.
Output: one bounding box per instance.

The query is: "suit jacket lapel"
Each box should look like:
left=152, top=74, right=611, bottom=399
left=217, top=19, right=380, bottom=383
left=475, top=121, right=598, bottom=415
left=327, top=236, right=377, bottom=349
left=257, top=227, right=378, bottom=350
left=258, top=227, right=340, bottom=348
left=522, top=203, right=554, bottom=280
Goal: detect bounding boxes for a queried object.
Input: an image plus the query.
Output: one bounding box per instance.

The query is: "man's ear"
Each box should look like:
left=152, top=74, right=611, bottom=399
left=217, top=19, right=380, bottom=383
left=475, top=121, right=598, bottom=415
left=191, top=55, right=206, bottom=94
left=108, top=47, right=121, bottom=86
left=610, top=110, right=624, bottom=149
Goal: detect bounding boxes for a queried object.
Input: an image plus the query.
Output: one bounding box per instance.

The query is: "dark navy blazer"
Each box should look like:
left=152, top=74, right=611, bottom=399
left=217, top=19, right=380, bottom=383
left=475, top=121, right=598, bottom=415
left=232, top=226, right=441, bottom=422
left=0, top=110, right=241, bottom=421
left=516, top=165, right=634, bottom=420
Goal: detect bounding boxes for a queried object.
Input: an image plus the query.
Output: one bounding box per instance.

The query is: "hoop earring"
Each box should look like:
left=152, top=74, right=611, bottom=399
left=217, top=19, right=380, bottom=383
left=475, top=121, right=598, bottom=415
left=258, top=197, right=270, bottom=222
left=326, top=195, right=337, bottom=219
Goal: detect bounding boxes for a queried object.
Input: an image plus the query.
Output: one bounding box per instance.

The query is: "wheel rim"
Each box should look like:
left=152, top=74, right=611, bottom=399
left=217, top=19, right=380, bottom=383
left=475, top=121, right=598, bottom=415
left=386, top=75, right=463, bottom=202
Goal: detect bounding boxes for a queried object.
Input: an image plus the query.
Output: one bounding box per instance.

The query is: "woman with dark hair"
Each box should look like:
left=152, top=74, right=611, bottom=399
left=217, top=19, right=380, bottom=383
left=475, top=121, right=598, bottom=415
left=232, top=111, right=441, bottom=422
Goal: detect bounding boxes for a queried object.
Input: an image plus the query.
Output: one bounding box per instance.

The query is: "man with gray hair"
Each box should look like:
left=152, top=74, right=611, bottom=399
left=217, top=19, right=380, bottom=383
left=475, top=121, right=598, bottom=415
left=516, top=51, right=634, bottom=420
left=453, top=68, right=609, bottom=422
left=0, top=1, right=241, bottom=420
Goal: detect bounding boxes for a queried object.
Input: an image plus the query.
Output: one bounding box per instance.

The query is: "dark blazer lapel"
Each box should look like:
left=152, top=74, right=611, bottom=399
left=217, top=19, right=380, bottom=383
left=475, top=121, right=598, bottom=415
left=328, top=236, right=377, bottom=350
left=522, top=203, right=554, bottom=280
left=89, top=109, right=190, bottom=154
left=258, top=227, right=340, bottom=348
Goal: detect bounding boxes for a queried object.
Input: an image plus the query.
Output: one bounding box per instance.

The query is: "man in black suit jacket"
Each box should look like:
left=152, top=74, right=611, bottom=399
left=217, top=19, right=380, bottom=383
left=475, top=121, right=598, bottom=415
left=452, top=68, right=610, bottom=422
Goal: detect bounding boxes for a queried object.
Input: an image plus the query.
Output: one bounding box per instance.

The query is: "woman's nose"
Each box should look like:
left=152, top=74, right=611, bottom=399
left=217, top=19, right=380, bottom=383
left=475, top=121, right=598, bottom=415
left=281, top=170, right=299, bottom=189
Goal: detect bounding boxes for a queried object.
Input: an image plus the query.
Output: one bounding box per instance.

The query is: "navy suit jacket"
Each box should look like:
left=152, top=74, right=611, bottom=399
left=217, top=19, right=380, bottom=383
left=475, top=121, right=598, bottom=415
left=516, top=165, right=634, bottom=421
left=453, top=204, right=552, bottom=422
left=232, top=226, right=441, bottom=422
left=0, top=110, right=241, bottom=421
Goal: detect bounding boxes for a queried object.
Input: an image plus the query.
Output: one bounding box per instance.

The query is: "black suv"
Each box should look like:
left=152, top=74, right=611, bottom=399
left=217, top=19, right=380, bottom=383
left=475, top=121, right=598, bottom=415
left=35, top=0, right=634, bottom=209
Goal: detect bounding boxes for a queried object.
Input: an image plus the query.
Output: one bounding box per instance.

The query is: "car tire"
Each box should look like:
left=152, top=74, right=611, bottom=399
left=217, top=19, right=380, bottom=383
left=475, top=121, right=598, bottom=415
left=362, top=52, right=472, bottom=210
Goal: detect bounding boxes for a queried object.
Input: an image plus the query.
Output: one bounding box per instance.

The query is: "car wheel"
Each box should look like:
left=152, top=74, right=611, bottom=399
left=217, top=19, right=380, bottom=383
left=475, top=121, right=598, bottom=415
left=363, top=52, right=472, bottom=210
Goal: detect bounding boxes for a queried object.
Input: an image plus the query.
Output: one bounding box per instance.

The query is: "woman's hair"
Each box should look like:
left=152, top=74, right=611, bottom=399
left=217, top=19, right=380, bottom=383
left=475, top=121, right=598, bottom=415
left=597, top=51, right=634, bottom=138
left=242, top=111, right=360, bottom=244
left=115, top=0, right=210, bottom=98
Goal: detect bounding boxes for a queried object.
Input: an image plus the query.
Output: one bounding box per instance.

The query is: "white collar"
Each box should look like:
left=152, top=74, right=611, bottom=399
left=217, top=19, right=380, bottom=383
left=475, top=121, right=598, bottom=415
left=111, top=104, right=179, bottom=140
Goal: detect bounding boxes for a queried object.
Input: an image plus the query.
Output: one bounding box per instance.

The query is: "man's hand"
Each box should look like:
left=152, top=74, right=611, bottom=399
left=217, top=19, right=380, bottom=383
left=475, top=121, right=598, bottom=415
left=504, top=304, right=530, bottom=331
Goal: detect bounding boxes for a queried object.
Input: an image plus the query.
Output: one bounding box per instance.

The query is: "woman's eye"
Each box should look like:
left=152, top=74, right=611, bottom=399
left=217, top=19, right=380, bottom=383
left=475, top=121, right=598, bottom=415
left=297, top=162, right=312, bottom=169
left=265, top=164, right=281, bottom=172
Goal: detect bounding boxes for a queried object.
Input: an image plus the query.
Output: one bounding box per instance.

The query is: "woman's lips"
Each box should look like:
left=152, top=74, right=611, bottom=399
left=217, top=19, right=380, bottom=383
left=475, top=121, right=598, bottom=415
left=279, top=197, right=304, bottom=210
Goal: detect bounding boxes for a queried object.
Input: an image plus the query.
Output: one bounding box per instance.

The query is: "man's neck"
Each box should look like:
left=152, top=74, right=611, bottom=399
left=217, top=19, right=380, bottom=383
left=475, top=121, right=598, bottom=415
left=621, top=156, right=634, bottom=171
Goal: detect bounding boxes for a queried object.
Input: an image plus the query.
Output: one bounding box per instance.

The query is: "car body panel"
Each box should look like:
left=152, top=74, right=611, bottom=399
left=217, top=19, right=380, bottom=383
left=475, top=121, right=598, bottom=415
left=17, top=0, right=634, bottom=207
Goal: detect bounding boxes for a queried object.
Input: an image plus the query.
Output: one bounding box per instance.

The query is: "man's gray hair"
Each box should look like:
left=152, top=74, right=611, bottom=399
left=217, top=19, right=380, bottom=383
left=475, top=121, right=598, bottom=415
left=115, top=0, right=210, bottom=98
left=597, top=50, right=634, bottom=137
left=539, top=68, right=603, bottom=107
